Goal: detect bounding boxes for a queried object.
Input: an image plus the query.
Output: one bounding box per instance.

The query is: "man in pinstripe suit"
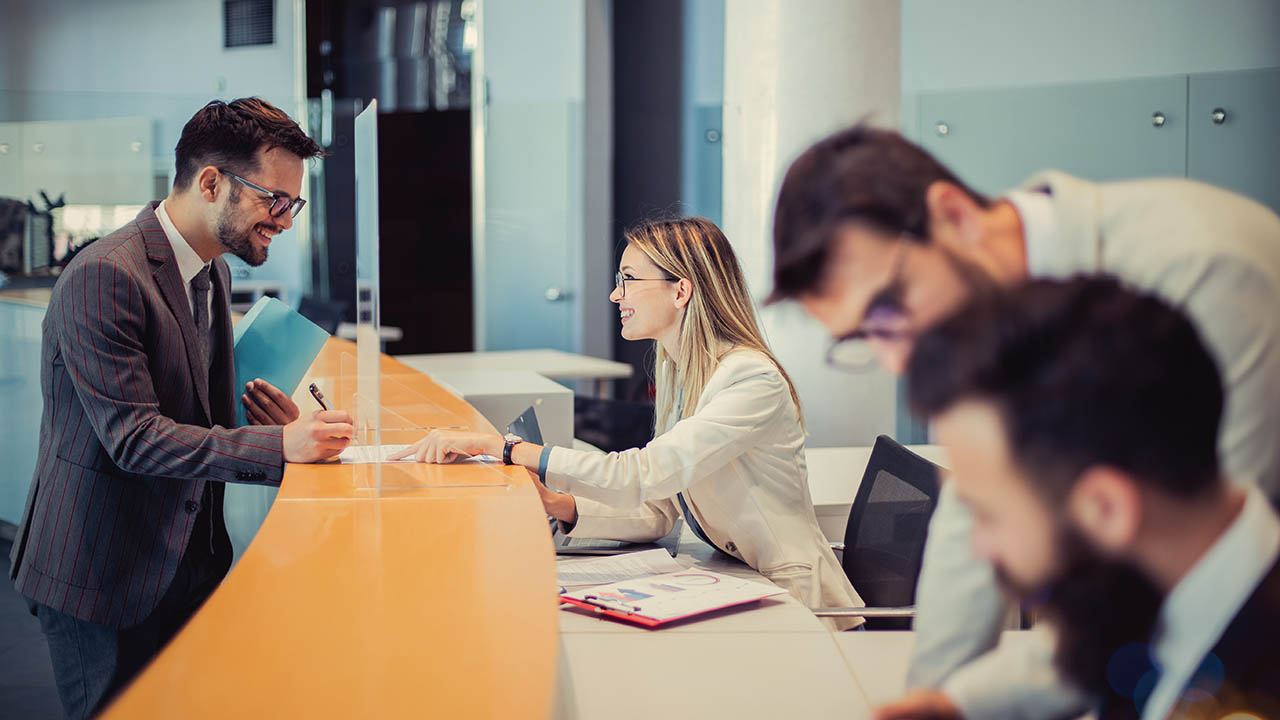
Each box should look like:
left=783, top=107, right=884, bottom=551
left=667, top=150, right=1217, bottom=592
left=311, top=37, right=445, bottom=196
left=8, top=98, right=355, bottom=718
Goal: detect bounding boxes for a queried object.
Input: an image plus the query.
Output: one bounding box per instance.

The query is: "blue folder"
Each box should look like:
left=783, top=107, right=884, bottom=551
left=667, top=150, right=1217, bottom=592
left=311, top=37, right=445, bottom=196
left=232, top=296, right=331, bottom=427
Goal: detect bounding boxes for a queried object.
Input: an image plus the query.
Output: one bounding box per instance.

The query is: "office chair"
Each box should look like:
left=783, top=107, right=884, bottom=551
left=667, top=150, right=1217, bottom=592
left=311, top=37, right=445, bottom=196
left=572, top=395, right=655, bottom=453
left=813, top=434, right=941, bottom=630
left=297, top=296, right=349, bottom=335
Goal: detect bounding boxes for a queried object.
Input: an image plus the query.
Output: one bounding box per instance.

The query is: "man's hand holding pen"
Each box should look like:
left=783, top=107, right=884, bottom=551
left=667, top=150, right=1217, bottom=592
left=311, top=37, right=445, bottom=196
left=242, top=378, right=354, bottom=462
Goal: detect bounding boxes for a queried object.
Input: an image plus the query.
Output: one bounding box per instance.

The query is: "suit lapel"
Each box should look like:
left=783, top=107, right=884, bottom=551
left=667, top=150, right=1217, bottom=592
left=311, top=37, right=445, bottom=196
left=141, top=202, right=213, bottom=423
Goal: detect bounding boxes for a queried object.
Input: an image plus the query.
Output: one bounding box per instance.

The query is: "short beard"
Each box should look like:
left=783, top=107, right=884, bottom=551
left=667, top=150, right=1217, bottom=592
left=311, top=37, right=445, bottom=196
left=215, top=187, right=269, bottom=267
left=997, top=526, right=1165, bottom=697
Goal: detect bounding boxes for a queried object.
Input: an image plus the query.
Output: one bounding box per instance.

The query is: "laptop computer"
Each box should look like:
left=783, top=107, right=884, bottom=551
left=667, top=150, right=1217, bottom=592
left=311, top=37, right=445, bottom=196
left=506, top=405, right=681, bottom=558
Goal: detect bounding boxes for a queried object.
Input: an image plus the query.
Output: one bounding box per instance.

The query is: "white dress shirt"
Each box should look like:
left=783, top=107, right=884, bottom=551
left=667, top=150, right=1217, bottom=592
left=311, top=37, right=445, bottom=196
left=154, top=199, right=213, bottom=322
left=1144, top=485, right=1280, bottom=720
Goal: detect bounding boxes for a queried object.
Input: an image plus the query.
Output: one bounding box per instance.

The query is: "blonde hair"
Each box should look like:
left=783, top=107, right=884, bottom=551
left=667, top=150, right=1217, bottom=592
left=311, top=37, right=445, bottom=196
left=624, top=216, right=804, bottom=431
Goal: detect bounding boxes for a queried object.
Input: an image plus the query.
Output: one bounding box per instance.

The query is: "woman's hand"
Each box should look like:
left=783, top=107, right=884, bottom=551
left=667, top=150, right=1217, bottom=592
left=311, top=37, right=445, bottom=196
left=528, top=469, right=578, bottom=524
left=388, top=429, right=503, bottom=464
left=243, top=378, right=301, bottom=425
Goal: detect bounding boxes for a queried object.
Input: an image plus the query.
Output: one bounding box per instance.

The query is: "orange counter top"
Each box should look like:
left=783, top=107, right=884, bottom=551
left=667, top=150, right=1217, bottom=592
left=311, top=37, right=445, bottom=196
left=102, top=338, right=560, bottom=718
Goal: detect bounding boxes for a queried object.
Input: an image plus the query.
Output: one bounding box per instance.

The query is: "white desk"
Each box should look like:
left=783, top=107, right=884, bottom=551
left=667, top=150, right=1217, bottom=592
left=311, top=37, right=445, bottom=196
left=335, top=321, right=404, bottom=343
left=428, top=369, right=575, bottom=449
left=806, top=444, right=950, bottom=543
left=395, top=349, right=633, bottom=397
left=834, top=630, right=1041, bottom=709
left=553, top=526, right=873, bottom=719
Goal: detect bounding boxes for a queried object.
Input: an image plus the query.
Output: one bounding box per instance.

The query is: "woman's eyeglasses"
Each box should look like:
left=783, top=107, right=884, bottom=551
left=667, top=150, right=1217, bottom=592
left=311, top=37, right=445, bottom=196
left=615, top=271, right=678, bottom=297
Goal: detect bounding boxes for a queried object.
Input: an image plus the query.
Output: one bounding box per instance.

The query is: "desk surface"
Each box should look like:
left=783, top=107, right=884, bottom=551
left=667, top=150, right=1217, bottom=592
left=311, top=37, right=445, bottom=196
left=102, top=338, right=560, bottom=718
left=834, top=630, right=1040, bottom=710
left=0, top=286, right=53, bottom=308
left=396, top=348, right=634, bottom=381
left=553, top=527, right=873, bottom=719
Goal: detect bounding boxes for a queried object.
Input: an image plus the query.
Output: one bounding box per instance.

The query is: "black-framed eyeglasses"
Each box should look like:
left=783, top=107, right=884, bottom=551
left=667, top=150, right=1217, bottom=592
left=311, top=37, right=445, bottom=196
left=219, top=168, right=307, bottom=218
left=825, top=236, right=913, bottom=372
left=615, top=271, right=678, bottom=297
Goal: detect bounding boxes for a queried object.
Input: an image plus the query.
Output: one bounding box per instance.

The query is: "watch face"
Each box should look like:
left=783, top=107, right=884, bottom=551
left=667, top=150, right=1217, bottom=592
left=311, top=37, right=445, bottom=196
left=505, top=433, right=522, bottom=443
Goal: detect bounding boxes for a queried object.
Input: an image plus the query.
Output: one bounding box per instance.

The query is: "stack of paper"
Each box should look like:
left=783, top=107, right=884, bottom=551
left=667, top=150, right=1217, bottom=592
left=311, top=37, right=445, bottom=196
left=556, top=549, right=685, bottom=586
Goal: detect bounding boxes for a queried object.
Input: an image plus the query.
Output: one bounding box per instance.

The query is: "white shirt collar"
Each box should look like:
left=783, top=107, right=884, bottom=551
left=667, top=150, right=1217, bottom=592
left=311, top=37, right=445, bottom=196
left=1142, top=485, right=1280, bottom=720
left=155, top=199, right=209, bottom=287
left=1003, top=189, right=1058, bottom=277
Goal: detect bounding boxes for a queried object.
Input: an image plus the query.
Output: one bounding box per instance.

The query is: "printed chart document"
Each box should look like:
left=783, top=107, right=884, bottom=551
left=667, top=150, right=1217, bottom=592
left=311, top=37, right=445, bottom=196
left=556, top=549, right=685, bottom=586
left=560, top=569, right=785, bottom=627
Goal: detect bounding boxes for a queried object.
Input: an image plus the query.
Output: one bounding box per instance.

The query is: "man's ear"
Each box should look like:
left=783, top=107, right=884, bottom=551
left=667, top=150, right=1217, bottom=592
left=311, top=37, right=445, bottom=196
left=924, top=180, right=983, bottom=247
left=673, top=278, right=692, bottom=310
left=196, top=166, right=222, bottom=204
left=1067, top=465, right=1143, bottom=553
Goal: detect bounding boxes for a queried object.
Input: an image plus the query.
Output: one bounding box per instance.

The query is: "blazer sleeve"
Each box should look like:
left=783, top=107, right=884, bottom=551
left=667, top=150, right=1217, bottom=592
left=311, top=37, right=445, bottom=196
left=51, top=256, right=285, bottom=484
left=1174, top=256, right=1280, bottom=496
left=563, top=496, right=680, bottom=543
left=543, top=361, right=788, bottom=509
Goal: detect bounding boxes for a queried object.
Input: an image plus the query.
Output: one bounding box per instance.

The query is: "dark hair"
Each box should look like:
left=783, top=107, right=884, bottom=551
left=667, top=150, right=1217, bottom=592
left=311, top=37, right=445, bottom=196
left=173, top=97, right=321, bottom=189
left=907, top=276, right=1223, bottom=499
left=769, top=124, right=989, bottom=302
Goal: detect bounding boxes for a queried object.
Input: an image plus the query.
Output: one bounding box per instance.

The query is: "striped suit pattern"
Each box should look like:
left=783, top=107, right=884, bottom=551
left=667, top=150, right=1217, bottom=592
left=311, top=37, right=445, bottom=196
left=8, top=202, right=286, bottom=629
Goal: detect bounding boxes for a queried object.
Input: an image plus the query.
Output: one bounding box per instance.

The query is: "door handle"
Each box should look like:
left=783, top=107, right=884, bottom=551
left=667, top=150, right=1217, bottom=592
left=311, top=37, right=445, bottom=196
left=544, top=286, right=569, bottom=302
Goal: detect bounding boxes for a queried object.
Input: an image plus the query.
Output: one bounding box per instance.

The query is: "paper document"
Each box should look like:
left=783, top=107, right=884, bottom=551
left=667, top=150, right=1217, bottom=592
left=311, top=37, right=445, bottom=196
left=557, top=549, right=685, bottom=586
left=338, top=444, right=415, bottom=464
left=336, top=445, right=501, bottom=465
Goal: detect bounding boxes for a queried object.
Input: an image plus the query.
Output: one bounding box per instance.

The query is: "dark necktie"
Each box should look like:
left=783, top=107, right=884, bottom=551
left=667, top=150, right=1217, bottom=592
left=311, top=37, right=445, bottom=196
left=190, top=265, right=218, bottom=558
left=191, top=265, right=212, bottom=377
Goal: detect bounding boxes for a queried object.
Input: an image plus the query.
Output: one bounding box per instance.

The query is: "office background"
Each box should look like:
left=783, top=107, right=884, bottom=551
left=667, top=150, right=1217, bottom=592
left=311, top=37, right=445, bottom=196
left=1, top=0, right=1278, bottom=714
left=3, top=0, right=1280, bottom=523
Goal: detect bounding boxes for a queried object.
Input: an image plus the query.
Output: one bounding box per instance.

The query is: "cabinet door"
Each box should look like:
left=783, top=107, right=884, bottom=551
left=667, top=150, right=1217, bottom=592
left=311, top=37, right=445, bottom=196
left=0, top=123, right=23, bottom=200
left=1188, top=67, right=1280, bottom=216
left=919, top=76, right=1187, bottom=196
left=76, top=116, right=152, bottom=205
left=22, top=117, right=151, bottom=207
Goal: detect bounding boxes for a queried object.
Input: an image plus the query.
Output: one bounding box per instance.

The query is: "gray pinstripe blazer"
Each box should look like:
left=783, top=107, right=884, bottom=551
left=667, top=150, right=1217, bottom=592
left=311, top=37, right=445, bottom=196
left=8, top=202, right=285, bottom=628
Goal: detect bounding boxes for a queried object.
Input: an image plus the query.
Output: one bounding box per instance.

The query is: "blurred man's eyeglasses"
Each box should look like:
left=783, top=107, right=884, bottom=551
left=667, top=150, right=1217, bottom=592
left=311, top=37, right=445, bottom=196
left=219, top=169, right=307, bottom=218
left=615, top=271, right=678, bottom=297
left=825, top=237, right=913, bottom=373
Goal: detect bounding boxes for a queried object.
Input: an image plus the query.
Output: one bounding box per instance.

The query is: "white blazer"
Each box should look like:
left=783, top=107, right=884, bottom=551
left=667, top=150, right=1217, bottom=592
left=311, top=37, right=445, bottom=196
left=544, top=349, right=863, bottom=627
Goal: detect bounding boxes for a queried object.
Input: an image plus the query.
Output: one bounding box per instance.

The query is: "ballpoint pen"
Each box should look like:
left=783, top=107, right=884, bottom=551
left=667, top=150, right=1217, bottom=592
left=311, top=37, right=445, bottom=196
left=308, top=382, right=330, bottom=411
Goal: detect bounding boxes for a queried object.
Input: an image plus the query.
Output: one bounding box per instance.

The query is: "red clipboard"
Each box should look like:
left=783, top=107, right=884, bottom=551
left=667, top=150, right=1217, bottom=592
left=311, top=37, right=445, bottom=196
left=559, top=594, right=770, bottom=627
left=558, top=570, right=786, bottom=627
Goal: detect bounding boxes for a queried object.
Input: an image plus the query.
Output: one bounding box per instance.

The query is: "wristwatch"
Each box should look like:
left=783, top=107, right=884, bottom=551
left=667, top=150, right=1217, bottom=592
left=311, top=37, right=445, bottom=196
left=503, top=433, right=523, bottom=465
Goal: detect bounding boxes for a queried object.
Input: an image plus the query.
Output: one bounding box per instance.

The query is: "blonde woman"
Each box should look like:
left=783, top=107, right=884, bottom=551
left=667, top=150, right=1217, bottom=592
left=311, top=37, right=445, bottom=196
left=394, top=217, right=863, bottom=626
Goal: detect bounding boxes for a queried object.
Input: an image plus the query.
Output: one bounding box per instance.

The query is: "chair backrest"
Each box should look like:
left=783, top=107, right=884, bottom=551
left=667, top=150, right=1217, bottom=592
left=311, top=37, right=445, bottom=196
left=297, top=296, right=348, bottom=335
left=572, top=395, right=655, bottom=453
left=841, top=434, right=941, bottom=609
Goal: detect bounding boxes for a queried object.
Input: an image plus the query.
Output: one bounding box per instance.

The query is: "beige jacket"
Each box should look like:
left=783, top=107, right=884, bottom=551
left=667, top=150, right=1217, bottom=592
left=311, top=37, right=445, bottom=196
left=911, top=172, right=1280, bottom=718
left=545, top=349, right=863, bottom=628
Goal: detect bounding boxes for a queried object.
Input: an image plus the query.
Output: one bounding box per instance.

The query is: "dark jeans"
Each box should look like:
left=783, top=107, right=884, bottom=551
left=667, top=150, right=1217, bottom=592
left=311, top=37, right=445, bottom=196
left=27, top=539, right=225, bottom=719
